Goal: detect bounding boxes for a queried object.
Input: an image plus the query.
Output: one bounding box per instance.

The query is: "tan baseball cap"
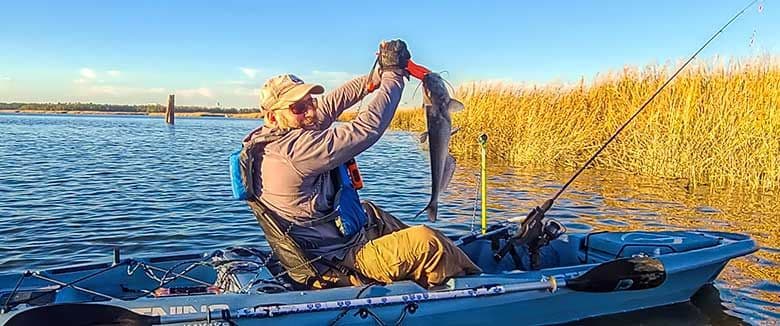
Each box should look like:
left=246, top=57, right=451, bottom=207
left=259, top=74, right=324, bottom=111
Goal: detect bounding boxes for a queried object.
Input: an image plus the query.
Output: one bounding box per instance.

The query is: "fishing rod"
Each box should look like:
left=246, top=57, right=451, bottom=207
left=458, top=0, right=762, bottom=263
left=6, top=256, right=666, bottom=325
left=525, top=0, right=759, bottom=215
left=544, top=0, right=762, bottom=208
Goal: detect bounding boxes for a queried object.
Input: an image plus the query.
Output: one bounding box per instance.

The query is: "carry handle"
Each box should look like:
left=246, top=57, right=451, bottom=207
left=407, top=59, right=431, bottom=80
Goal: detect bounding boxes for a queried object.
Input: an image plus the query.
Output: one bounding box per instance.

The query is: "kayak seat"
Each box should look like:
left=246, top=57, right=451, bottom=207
left=575, top=231, right=720, bottom=263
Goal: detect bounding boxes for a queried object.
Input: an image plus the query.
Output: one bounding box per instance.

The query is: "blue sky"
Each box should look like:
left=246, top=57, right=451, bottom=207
left=0, top=0, right=777, bottom=108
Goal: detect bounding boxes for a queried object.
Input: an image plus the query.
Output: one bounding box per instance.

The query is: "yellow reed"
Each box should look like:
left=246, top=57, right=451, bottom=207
left=389, top=56, right=780, bottom=191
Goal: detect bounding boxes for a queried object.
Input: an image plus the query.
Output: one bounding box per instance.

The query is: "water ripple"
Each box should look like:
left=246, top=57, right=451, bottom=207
left=0, top=113, right=776, bottom=324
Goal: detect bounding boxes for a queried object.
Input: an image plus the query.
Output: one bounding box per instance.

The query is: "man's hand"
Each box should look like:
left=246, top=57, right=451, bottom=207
left=378, top=39, right=411, bottom=72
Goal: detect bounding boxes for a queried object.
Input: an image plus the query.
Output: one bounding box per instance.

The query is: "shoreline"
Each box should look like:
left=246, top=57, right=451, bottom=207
left=0, top=108, right=417, bottom=120
left=0, top=109, right=263, bottom=120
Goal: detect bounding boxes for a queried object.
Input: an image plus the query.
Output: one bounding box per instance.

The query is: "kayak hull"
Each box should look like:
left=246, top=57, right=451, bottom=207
left=0, top=230, right=757, bottom=325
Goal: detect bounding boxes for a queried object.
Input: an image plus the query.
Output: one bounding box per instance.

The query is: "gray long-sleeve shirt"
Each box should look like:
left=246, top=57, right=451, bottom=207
left=245, top=70, right=406, bottom=260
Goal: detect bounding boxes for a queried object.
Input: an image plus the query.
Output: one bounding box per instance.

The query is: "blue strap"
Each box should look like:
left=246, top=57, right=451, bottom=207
left=229, top=148, right=248, bottom=200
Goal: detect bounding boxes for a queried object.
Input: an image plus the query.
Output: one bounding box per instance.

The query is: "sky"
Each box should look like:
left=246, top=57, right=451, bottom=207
left=0, top=0, right=777, bottom=108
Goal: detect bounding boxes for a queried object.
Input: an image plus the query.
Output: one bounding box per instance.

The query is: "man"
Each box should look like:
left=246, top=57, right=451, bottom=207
left=240, top=40, right=481, bottom=289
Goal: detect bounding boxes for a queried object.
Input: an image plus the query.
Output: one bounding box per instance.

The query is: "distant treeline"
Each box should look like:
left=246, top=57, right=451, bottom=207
left=0, top=102, right=260, bottom=114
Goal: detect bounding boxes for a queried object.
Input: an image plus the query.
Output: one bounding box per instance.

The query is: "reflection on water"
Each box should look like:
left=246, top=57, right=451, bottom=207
left=389, top=132, right=780, bottom=324
left=0, top=113, right=777, bottom=324
left=569, top=285, right=748, bottom=325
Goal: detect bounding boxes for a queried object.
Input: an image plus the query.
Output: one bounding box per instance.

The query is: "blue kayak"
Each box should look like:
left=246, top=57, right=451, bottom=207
left=0, top=229, right=757, bottom=325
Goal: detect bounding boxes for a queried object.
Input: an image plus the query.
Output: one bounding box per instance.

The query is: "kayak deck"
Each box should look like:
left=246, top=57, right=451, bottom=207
left=0, top=230, right=757, bottom=325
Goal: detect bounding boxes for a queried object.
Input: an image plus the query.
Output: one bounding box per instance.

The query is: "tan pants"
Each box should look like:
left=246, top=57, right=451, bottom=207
left=326, top=203, right=482, bottom=289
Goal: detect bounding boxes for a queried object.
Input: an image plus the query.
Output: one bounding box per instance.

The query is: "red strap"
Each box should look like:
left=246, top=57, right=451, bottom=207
left=406, top=59, right=431, bottom=80
left=366, top=59, right=430, bottom=92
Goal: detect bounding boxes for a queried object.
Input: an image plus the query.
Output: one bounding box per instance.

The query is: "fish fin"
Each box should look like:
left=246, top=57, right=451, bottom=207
left=418, top=131, right=429, bottom=143
left=450, top=127, right=461, bottom=136
left=440, top=154, right=456, bottom=193
left=448, top=99, right=465, bottom=113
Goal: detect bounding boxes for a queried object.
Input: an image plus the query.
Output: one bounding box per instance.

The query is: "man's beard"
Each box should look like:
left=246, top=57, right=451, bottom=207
left=301, top=111, right=321, bottom=130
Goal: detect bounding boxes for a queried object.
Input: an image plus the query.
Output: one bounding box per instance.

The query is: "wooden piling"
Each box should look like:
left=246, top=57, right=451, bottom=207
left=165, top=94, right=175, bottom=124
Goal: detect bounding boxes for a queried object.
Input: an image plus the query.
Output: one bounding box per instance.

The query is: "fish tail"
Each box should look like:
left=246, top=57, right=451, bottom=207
left=427, top=202, right=438, bottom=222
left=413, top=201, right=438, bottom=222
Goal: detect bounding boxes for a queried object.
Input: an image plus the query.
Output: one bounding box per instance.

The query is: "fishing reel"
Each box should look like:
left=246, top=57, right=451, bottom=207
left=494, top=200, right=567, bottom=270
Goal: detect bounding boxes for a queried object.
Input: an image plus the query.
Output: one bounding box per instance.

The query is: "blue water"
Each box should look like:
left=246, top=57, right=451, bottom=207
left=0, top=113, right=777, bottom=324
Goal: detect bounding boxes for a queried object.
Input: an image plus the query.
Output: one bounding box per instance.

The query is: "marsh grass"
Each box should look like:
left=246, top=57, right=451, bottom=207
left=370, top=56, right=780, bottom=191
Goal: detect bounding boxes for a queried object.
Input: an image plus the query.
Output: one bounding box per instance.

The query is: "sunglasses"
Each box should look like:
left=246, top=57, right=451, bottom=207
left=288, top=97, right=315, bottom=115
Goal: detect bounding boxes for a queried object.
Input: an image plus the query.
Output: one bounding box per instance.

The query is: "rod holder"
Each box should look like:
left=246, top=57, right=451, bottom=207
left=478, top=134, right=488, bottom=234
left=113, top=247, right=121, bottom=266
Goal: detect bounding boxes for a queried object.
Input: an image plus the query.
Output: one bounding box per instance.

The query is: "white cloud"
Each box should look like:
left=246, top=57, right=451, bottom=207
left=0, top=76, right=11, bottom=81
left=75, top=69, right=120, bottom=84
left=88, top=85, right=121, bottom=95
left=177, top=87, right=214, bottom=98
left=240, top=67, right=259, bottom=79
left=79, top=84, right=168, bottom=96
left=80, top=68, right=97, bottom=79
left=233, top=87, right=260, bottom=97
